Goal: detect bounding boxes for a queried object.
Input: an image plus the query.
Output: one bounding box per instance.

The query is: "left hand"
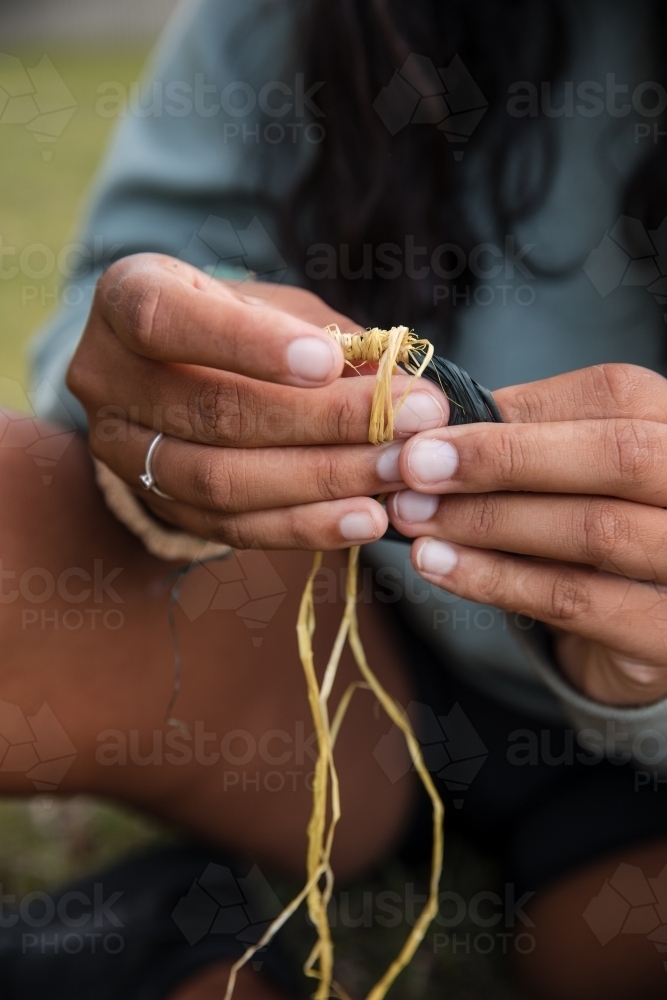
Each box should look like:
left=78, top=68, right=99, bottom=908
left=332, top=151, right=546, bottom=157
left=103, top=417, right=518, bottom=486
left=387, top=363, right=667, bottom=707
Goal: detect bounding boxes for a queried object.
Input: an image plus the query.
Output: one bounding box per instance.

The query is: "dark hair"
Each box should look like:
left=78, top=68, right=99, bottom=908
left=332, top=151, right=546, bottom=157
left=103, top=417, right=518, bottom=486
left=279, top=0, right=667, bottom=348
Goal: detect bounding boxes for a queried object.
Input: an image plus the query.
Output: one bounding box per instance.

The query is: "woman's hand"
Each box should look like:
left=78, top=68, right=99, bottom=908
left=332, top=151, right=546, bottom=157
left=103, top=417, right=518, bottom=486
left=67, top=254, right=449, bottom=551
left=387, top=364, right=667, bottom=707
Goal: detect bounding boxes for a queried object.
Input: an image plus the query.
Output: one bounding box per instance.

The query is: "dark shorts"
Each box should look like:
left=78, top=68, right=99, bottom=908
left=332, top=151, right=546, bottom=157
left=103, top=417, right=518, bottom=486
left=389, top=610, right=667, bottom=898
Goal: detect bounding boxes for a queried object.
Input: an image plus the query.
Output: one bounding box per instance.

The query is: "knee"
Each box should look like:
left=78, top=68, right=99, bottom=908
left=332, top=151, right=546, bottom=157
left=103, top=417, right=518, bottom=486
left=0, top=408, right=85, bottom=496
left=512, top=857, right=667, bottom=1000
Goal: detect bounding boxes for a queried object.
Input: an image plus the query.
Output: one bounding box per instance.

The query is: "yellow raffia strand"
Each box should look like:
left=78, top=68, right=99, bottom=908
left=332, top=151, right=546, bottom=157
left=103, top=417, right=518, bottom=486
left=326, top=325, right=434, bottom=444
left=346, top=548, right=444, bottom=1000
left=225, top=327, right=444, bottom=1000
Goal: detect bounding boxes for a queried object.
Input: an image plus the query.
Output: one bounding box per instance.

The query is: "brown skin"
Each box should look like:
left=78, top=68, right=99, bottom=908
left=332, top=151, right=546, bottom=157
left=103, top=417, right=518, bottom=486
left=69, top=258, right=667, bottom=703
left=3, top=418, right=667, bottom=1000
left=516, top=837, right=667, bottom=1000
left=0, top=428, right=414, bottom=1000
left=0, top=432, right=414, bottom=876
left=66, top=254, right=451, bottom=551
left=389, top=363, right=667, bottom=706
left=169, top=962, right=288, bottom=1000
left=8, top=268, right=667, bottom=996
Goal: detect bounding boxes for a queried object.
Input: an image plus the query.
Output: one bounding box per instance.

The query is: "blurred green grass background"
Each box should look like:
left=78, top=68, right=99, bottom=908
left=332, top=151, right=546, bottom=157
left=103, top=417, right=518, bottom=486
left=0, top=33, right=174, bottom=937
left=0, top=46, right=520, bottom=998
left=0, top=48, right=147, bottom=408
left=0, top=36, right=174, bottom=921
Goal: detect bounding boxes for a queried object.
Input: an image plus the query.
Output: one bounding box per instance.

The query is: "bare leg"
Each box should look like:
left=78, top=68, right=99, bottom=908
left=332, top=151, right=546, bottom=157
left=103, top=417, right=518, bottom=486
left=169, top=963, right=289, bottom=1000
left=515, top=836, right=667, bottom=1000
left=0, top=419, right=417, bottom=997
left=7, top=417, right=665, bottom=999
left=0, top=422, right=416, bottom=878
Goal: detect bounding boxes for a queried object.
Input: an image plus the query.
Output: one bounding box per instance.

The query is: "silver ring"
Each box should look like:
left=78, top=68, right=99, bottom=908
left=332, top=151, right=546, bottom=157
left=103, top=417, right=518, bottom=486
left=139, top=432, right=174, bottom=500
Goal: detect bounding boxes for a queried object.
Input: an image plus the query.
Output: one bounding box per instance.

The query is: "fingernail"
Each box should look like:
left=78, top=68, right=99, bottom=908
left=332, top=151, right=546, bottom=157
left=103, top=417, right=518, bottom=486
left=394, top=490, right=440, bottom=523
left=408, top=439, right=458, bottom=484
left=394, top=392, right=445, bottom=435
left=416, top=539, right=458, bottom=576
left=339, top=511, right=379, bottom=542
left=376, top=442, right=403, bottom=482
left=286, top=337, right=338, bottom=383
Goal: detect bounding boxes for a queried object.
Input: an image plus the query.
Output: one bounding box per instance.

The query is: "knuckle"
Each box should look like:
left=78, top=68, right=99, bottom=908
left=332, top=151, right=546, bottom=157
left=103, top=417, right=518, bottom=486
left=545, top=570, right=590, bottom=622
left=594, top=363, right=664, bottom=416
left=210, top=516, right=252, bottom=550
left=331, top=395, right=357, bottom=442
left=469, top=494, right=505, bottom=541
left=608, top=419, right=660, bottom=482
left=315, top=450, right=347, bottom=502
left=474, top=558, right=507, bottom=605
left=500, top=387, right=546, bottom=424
left=95, top=256, right=168, bottom=354
left=189, top=378, right=244, bottom=444
left=191, top=452, right=235, bottom=510
left=581, top=498, right=632, bottom=565
left=595, top=363, right=642, bottom=409
left=285, top=508, right=315, bottom=548
left=127, top=282, right=163, bottom=353
left=489, top=428, right=529, bottom=483
left=214, top=508, right=315, bottom=551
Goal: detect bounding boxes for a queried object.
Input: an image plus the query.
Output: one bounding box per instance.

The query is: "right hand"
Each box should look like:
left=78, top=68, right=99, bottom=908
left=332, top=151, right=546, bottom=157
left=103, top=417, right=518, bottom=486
left=67, top=253, right=450, bottom=550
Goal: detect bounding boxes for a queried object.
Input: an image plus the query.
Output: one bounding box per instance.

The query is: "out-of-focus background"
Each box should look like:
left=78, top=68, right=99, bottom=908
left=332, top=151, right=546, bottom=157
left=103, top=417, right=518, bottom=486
left=0, top=4, right=517, bottom=995
left=0, top=0, right=180, bottom=43
left=0, top=0, right=177, bottom=889
left=0, top=0, right=179, bottom=410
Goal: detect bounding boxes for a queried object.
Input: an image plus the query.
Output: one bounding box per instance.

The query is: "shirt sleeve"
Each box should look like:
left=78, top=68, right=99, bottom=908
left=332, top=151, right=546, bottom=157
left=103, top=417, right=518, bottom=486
left=29, top=0, right=308, bottom=429
left=512, top=623, right=667, bottom=772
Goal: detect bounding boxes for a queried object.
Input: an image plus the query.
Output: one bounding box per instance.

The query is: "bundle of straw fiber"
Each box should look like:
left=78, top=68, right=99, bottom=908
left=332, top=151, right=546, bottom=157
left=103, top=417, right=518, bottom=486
left=224, top=326, right=511, bottom=1000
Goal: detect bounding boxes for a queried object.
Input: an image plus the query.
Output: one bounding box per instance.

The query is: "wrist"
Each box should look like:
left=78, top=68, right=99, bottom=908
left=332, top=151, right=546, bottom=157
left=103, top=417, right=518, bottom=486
left=555, top=632, right=667, bottom=707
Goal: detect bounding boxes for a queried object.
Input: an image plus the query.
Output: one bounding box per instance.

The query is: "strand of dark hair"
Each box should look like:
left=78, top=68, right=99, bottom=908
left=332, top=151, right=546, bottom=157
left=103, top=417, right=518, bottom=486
left=278, top=0, right=667, bottom=351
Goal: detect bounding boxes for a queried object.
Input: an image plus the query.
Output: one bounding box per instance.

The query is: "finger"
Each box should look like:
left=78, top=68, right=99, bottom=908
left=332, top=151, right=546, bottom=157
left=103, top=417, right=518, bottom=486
left=409, top=538, right=667, bottom=669
left=145, top=494, right=388, bottom=550
left=231, top=280, right=356, bottom=331
left=92, top=423, right=405, bottom=514
left=398, top=418, right=667, bottom=506
left=81, top=332, right=449, bottom=446
left=95, top=254, right=345, bottom=387
left=389, top=490, right=667, bottom=583
left=493, top=364, right=667, bottom=424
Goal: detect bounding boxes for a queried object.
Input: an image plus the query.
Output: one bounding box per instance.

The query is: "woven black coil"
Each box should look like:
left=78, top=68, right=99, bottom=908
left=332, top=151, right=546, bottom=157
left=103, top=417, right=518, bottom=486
left=420, top=357, right=502, bottom=426
left=384, top=358, right=500, bottom=544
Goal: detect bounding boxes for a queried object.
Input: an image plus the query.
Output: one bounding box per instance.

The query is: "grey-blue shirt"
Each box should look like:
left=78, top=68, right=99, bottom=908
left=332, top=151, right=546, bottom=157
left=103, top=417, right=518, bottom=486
left=30, top=0, right=667, bottom=752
